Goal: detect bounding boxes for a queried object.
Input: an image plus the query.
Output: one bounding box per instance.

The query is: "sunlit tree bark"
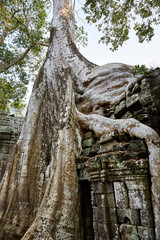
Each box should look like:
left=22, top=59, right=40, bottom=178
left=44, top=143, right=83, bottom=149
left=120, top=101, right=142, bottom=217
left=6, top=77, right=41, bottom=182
left=0, top=0, right=160, bottom=239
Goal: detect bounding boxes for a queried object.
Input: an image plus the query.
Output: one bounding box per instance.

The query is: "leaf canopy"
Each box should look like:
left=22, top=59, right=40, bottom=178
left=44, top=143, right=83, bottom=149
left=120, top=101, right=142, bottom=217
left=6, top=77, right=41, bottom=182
left=83, top=0, right=160, bottom=51
left=0, top=0, right=51, bottom=114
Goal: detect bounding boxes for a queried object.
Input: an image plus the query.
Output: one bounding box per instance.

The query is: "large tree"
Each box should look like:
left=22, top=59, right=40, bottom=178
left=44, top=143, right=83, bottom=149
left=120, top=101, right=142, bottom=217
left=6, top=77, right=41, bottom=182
left=0, top=0, right=160, bottom=240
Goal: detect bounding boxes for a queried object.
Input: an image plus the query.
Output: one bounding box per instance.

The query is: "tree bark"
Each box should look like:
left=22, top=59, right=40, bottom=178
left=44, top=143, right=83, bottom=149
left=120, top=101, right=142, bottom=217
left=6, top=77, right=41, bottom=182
left=0, top=0, right=160, bottom=239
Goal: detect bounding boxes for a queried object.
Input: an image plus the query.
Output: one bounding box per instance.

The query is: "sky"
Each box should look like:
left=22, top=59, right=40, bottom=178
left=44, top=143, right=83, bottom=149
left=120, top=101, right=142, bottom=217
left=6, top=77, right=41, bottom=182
left=76, top=1, right=160, bottom=68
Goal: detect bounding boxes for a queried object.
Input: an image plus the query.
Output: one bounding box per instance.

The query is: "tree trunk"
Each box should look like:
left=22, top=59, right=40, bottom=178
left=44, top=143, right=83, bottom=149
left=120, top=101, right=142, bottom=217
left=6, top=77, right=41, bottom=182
left=0, top=0, right=160, bottom=239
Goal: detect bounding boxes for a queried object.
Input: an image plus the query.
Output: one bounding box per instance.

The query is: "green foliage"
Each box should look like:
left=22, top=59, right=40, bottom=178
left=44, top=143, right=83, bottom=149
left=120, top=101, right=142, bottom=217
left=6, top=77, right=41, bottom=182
left=133, top=64, right=149, bottom=75
left=75, top=24, right=88, bottom=47
left=83, top=0, right=160, bottom=51
left=0, top=0, right=51, bottom=114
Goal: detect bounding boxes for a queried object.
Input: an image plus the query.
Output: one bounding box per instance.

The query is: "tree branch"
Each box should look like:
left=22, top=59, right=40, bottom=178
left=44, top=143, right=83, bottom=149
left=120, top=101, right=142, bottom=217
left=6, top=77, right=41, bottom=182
left=0, top=28, right=7, bottom=46
left=0, top=22, right=14, bottom=46
left=0, top=42, right=48, bottom=73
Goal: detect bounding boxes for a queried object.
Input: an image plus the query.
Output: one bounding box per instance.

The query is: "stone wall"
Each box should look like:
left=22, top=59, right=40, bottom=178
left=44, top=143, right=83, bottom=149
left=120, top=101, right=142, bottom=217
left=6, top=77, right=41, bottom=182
left=77, top=131, right=154, bottom=240
left=0, top=113, right=23, bottom=180
left=76, top=68, right=160, bottom=240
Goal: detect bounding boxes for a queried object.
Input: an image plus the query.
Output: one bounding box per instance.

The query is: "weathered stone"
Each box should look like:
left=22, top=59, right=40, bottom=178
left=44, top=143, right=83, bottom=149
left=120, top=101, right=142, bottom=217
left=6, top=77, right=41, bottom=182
left=100, top=132, right=115, bottom=144
left=109, top=223, right=120, bottom=239
left=115, top=100, right=127, bottom=118
left=78, top=168, right=90, bottom=180
left=119, top=224, right=139, bottom=240
left=101, top=152, right=122, bottom=164
left=98, top=140, right=117, bottom=153
left=94, top=194, right=103, bottom=207
left=82, top=138, right=95, bottom=148
left=131, top=83, right=141, bottom=94
left=140, top=209, right=153, bottom=227
left=128, top=139, right=147, bottom=152
left=1, top=145, right=10, bottom=154
left=114, top=182, right=129, bottom=208
left=139, top=90, right=152, bottom=106
left=106, top=193, right=116, bottom=208
left=97, top=222, right=108, bottom=237
left=112, top=143, right=126, bottom=152
left=83, top=131, right=96, bottom=140
left=89, top=158, right=100, bottom=171
left=122, top=152, right=138, bottom=160
left=91, top=182, right=105, bottom=194
left=121, top=111, right=133, bottom=119
left=90, top=142, right=100, bottom=155
left=128, top=190, right=151, bottom=209
left=117, top=208, right=140, bottom=225
left=108, top=208, right=118, bottom=225
left=105, top=182, right=114, bottom=194
left=125, top=179, right=149, bottom=191
left=0, top=132, right=11, bottom=140
left=118, top=132, right=131, bottom=142
left=141, top=77, right=149, bottom=88
left=82, top=147, right=90, bottom=156
left=126, top=93, right=140, bottom=108
left=138, top=113, right=149, bottom=121
left=137, top=226, right=154, bottom=240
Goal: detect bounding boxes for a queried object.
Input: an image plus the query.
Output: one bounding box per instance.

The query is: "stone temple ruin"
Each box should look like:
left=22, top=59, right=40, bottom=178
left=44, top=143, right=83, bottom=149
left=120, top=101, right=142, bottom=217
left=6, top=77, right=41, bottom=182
left=0, top=68, right=160, bottom=239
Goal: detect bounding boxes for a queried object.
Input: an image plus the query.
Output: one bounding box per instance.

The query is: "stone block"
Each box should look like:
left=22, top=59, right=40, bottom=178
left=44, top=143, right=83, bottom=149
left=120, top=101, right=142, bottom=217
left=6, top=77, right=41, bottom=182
left=126, top=93, right=140, bottom=108
left=139, top=90, right=152, bottom=106
left=122, top=152, right=138, bottom=160
left=114, top=182, right=129, bottom=208
left=141, top=78, right=150, bottom=90
left=91, top=182, right=105, bottom=194
left=101, top=152, right=122, bottom=164
left=89, top=159, right=100, bottom=171
left=100, top=132, right=115, bottom=144
left=115, top=100, right=127, bottom=118
left=83, top=131, right=96, bottom=140
left=97, top=207, right=106, bottom=223
left=98, top=141, right=117, bottom=153
left=106, top=193, right=116, bottom=208
left=105, top=182, right=114, bottom=194
left=109, top=223, right=120, bottom=239
left=128, top=139, right=147, bottom=152
left=155, top=227, right=160, bottom=240
left=108, top=208, right=118, bottom=225
left=82, top=138, right=95, bottom=148
left=121, top=111, right=133, bottom=119
left=118, top=132, right=131, bottom=142
left=0, top=132, right=11, bottom=140
left=94, top=194, right=103, bottom=207
left=90, top=142, right=100, bottom=155
left=119, top=224, right=139, bottom=240
left=128, top=190, right=150, bottom=209
left=140, top=209, right=153, bottom=227
left=78, top=168, right=90, bottom=180
left=1, top=145, right=10, bottom=154
left=92, top=207, right=98, bottom=221
left=93, top=221, right=98, bottom=233
left=137, top=226, right=154, bottom=240
left=82, top=148, right=90, bottom=156
left=131, top=83, right=141, bottom=94
left=125, top=179, right=149, bottom=191
left=138, top=113, right=148, bottom=121
left=97, top=223, right=108, bottom=237
left=117, top=208, right=140, bottom=225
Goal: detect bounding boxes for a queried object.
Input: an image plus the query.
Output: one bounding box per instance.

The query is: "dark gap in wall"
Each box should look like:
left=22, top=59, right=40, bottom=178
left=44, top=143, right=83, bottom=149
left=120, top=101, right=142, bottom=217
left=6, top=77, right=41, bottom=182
left=79, top=180, right=94, bottom=240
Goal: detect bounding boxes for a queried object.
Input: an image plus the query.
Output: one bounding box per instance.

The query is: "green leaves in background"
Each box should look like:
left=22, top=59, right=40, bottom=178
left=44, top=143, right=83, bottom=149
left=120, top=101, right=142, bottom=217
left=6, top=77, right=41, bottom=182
left=0, top=0, right=51, bottom=114
left=83, top=0, right=160, bottom=51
